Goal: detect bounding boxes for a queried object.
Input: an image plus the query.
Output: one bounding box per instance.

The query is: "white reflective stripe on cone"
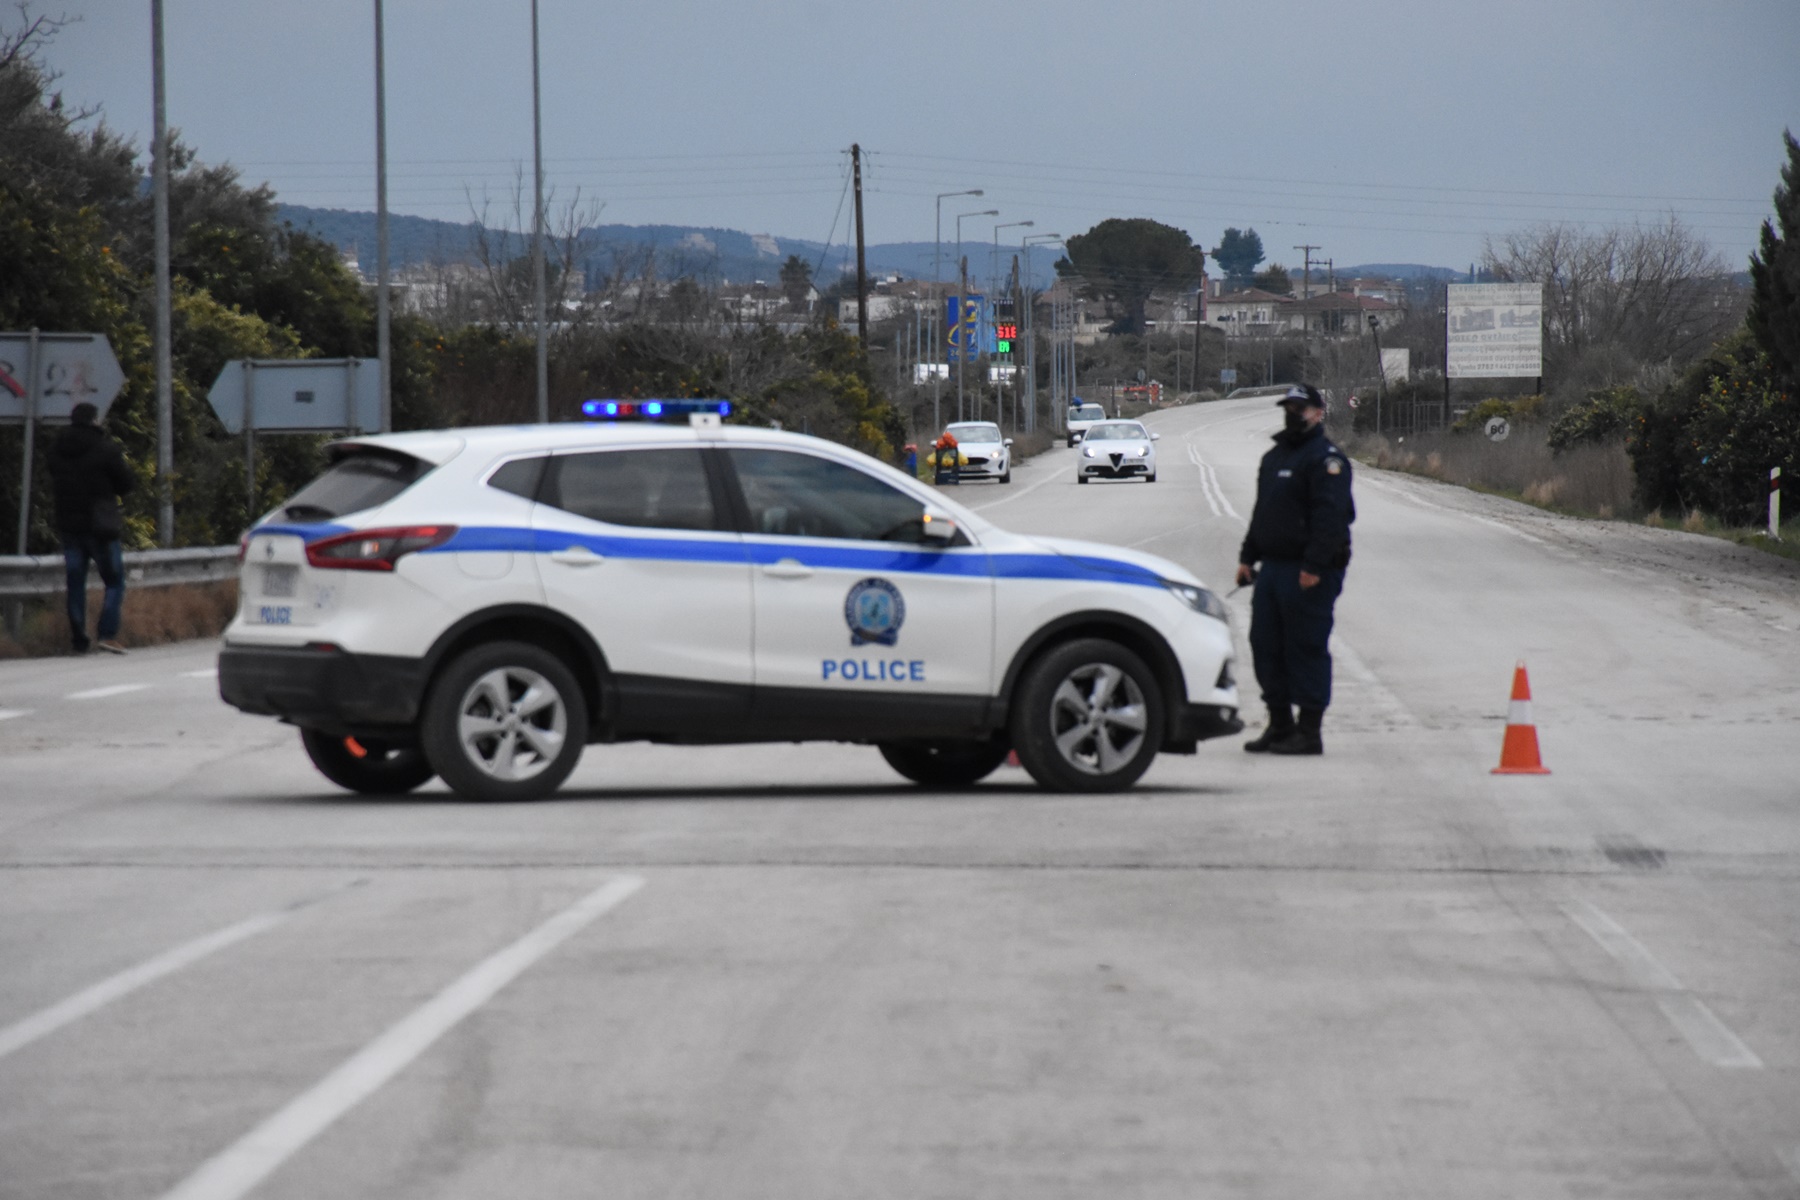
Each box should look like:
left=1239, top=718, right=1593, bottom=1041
left=1509, top=699, right=1532, bottom=725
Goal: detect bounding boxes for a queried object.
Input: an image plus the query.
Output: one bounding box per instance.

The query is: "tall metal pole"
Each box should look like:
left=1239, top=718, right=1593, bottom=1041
left=932, top=190, right=980, bottom=434
left=852, top=143, right=868, bottom=351
left=954, top=209, right=997, bottom=425
left=150, top=1, right=174, bottom=543
left=374, top=0, right=392, bottom=433
left=530, top=0, right=549, bottom=423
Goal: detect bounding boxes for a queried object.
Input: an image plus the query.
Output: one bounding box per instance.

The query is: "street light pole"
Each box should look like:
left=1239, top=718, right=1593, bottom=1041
left=955, top=209, right=998, bottom=423
left=529, top=0, right=549, bottom=424
left=993, top=220, right=1032, bottom=297
left=933, top=189, right=982, bottom=436
left=1022, top=234, right=1060, bottom=435
left=151, top=0, right=173, bottom=542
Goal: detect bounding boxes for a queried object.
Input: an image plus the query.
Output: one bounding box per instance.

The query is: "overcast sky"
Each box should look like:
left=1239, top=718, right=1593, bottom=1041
left=36, top=0, right=1800, bottom=274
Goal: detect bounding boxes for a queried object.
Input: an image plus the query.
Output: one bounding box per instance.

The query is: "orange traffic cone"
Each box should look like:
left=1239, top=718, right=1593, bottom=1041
left=1492, top=661, right=1551, bottom=775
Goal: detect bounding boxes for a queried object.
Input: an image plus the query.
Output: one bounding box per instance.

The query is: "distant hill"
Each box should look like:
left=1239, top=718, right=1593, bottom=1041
left=276, top=204, right=1062, bottom=289
left=1336, top=263, right=1465, bottom=281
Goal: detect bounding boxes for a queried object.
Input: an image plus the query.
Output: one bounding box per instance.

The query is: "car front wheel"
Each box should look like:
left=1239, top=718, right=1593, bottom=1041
left=879, top=736, right=1011, bottom=787
left=300, top=728, right=435, bottom=794
left=421, top=641, right=587, bottom=802
left=1010, top=638, right=1165, bottom=792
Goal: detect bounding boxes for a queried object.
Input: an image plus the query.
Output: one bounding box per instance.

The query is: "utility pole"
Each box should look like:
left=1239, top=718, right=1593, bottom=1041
left=151, top=0, right=173, bottom=543
left=530, top=0, right=548, bottom=423
left=852, top=144, right=868, bottom=351
left=1294, top=243, right=1320, bottom=300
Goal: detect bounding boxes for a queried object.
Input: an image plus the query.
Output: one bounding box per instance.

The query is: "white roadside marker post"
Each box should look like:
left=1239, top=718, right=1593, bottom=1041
left=1772, top=466, right=1783, bottom=541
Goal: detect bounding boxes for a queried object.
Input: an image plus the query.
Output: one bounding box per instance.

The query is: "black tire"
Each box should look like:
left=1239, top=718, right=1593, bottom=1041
left=1000, top=468, right=1012, bottom=484
left=1009, top=638, right=1166, bottom=793
left=1146, top=472, right=1157, bottom=483
left=1066, top=437, right=1076, bottom=448
left=1077, top=475, right=1090, bottom=484
left=299, top=728, right=435, bottom=794
left=879, top=736, right=1011, bottom=788
left=420, top=640, right=588, bottom=802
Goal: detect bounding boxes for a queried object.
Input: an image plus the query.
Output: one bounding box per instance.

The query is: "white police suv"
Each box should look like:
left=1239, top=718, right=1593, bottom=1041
left=219, top=401, right=1241, bottom=801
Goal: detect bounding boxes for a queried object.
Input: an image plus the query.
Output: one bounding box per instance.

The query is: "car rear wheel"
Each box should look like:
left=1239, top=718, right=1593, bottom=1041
left=421, top=641, right=587, bottom=802
left=300, top=728, right=435, bottom=794
left=1010, top=638, right=1165, bottom=793
left=878, top=736, right=1011, bottom=788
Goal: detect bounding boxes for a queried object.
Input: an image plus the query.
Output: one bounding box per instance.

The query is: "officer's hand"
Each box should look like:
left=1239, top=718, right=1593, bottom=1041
left=1235, top=563, right=1253, bottom=587
left=1299, top=570, right=1320, bottom=589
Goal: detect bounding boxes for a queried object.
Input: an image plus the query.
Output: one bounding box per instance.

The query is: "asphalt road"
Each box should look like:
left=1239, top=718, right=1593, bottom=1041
left=3, top=395, right=1798, bottom=1199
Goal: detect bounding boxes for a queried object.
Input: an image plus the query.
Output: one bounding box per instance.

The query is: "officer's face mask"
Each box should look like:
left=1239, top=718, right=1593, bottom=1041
left=1281, top=405, right=1311, bottom=435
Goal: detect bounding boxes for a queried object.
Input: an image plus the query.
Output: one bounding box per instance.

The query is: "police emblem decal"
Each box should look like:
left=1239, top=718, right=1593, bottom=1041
left=1325, top=456, right=1344, bottom=475
left=844, top=577, right=905, bottom=647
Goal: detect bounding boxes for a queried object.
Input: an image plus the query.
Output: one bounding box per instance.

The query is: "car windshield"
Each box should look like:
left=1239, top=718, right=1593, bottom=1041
left=946, top=423, right=1001, bottom=443
left=1086, top=423, right=1148, bottom=441
left=1072, top=406, right=1106, bottom=421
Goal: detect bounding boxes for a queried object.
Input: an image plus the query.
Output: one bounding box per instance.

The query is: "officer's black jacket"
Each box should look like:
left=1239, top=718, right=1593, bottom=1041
left=1238, top=423, right=1355, bottom=574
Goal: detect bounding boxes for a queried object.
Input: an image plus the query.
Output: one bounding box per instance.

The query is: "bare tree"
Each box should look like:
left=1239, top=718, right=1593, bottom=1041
left=1483, top=217, right=1743, bottom=393
left=463, top=170, right=601, bottom=328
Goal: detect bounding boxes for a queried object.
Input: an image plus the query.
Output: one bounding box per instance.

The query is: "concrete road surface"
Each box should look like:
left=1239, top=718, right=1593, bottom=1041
left=3, top=395, right=1798, bottom=1199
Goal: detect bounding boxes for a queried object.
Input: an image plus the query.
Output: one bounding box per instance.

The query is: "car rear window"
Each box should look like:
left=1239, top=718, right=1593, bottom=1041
left=277, top=448, right=432, bottom=521
left=1073, top=406, right=1106, bottom=420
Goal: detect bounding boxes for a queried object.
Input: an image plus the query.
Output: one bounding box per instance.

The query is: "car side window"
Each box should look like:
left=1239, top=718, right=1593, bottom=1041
left=728, top=448, right=929, bottom=543
left=487, top=456, right=547, bottom=501
left=543, top=448, right=719, bottom=531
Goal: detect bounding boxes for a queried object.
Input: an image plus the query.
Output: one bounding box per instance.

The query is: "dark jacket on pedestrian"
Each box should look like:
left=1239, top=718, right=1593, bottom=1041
left=1238, top=423, right=1355, bottom=575
left=47, top=422, right=135, bottom=539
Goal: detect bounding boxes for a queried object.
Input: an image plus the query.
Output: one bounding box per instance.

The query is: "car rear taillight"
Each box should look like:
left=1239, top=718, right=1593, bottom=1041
left=304, top=526, right=457, bottom=571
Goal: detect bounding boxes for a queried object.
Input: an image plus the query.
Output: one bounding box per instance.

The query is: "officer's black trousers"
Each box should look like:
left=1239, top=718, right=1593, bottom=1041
left=1248, top=559, right=1345, bottom=713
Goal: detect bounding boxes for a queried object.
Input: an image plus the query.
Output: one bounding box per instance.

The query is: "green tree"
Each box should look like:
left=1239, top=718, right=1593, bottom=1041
left=1252, top=263, right=1292, bottom=295
left=1748, top=129, right=1800, bottom=391
left=1211, top=227, right=1264, bottom=289
left=1055, top=218, right=1206, bottom=334
left=778, top=254, right=813, bottom=311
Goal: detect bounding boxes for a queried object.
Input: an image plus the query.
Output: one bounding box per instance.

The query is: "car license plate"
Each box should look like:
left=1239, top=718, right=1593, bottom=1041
left=262, top=564, right=297, bottom=598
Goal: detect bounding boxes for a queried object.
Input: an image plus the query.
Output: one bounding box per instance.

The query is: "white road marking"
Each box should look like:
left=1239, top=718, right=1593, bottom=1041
left=181, top=668, right=218, bottom=679
left=1184, top=439, right=1241, bottom=521
left=157, top=875, right=645, bottom=1200
left=1187, top=444, right=1221, bottom=517
left=0, top=709, right=28, bottom=722
left=1562, top=900, right=1763, bottom=1070
left=0, top=904, right=308, bottom=1062
left=1361, top=474, right=1550, bottom=547
left=65, top=683, right=152, bottom=701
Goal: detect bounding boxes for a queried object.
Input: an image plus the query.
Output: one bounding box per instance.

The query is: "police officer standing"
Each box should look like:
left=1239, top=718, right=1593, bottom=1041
left=1234, top=384, right=1355, bottom=755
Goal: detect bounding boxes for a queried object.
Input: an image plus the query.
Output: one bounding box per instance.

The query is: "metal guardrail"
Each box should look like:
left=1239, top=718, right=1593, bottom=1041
left=0, top=546, right=239, bottom=600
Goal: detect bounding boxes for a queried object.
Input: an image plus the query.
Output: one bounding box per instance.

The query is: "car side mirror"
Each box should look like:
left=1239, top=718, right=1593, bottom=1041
left=920, top=509, right=958, bottom=544
left=1071, top=432, right=1084, bottom=443
left=1151, top=433, right=1162, bottom=441
left=1003, top=438, right=1014, bottom=447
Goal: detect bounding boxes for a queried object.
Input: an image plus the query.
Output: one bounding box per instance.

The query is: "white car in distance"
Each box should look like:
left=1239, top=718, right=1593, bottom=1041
left=1066, top=403, right=1108, bottom=447
left=1077, top=420, right=1160, bottom=484
left=941, top=421, right=1011, bottom=483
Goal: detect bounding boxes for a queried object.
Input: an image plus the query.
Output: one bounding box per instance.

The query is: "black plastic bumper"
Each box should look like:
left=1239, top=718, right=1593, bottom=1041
left=1164, top=702, right=1244, bottom=753
left=218, top=644, right=427, bottom=734
left=1081, top=463, right=1150, bottom=477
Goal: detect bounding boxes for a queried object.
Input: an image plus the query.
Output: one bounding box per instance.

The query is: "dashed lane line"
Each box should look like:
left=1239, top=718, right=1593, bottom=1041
left=181, top=668, right=218, bottom=679
left=0, top=883, right=361, bottom=1062
left=157, top=875, right=645, bottom=1200
left=65, top=683, right=153, bottom=701
left=0, top=709, right=28, bottom=722
left=1562, top=899, right=1763, bottom=1070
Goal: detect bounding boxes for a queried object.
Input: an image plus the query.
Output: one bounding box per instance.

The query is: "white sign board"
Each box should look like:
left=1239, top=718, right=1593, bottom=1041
left=207, top=358, right=379, bottom=434
left=1380, top=348, right=1411, bottom=383
left=1447, top=283, right=1543, bottom=379
left=0, top=332, right=126, bottom=423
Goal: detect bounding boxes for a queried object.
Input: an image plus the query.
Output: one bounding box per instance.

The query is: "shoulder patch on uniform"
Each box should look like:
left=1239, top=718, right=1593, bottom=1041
left=1324, top=456, right=1344, bottom=475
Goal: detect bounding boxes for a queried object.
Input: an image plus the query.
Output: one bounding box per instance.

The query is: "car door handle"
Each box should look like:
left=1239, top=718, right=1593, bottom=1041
left=548, top=546, right=606, bottom=566
left=761, top=558, right=814, bottom=579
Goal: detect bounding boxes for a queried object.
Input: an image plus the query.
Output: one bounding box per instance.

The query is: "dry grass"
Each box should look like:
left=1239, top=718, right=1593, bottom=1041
left=1346, top=424, right=1637, bottom=519
left=0, top=580, right=238, bottom=659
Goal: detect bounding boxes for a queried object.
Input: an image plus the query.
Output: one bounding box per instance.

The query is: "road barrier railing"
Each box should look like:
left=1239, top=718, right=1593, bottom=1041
left=0, top=545, right=238, bottom=600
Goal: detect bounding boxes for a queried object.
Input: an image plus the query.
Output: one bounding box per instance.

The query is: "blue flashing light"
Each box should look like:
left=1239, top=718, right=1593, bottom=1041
left=578, top=399, right=734, bottom=422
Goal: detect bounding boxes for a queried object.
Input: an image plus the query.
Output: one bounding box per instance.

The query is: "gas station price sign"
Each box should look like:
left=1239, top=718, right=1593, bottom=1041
left=994, top=322, right=1018, bottom=354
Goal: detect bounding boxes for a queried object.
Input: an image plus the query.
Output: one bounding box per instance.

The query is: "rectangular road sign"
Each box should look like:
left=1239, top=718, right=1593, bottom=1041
left=0, top=332, right=126, bottom=424
left=1447, top=283, right=1543, bottom=379
left=207, top=358, right=379, bottom=434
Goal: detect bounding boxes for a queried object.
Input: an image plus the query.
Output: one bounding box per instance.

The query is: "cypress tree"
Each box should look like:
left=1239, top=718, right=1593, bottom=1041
left=1748, top=129, right=1800, bottom=390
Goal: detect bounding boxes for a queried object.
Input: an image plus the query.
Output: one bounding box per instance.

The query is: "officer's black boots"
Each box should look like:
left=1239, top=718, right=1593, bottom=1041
left=1268, top=707, right=1324, bottom=756
left=1243, top=706, right=1295, bottom=753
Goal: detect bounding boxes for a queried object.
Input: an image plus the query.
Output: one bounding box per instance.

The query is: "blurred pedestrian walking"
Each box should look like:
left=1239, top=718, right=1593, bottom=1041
left=47, top=401, right=135, bottom=655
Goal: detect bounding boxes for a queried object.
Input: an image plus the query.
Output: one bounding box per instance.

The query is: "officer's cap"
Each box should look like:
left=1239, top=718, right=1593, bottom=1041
left=1277, top=384, right=1324, bottom=409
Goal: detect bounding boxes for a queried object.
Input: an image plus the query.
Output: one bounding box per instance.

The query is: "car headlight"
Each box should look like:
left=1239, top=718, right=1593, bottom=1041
left=1164, top=580, right=1228, bottom=622
left=1083, top=446, right=1099, bottom=457
left=1135, top=445, right=1149, bottom=456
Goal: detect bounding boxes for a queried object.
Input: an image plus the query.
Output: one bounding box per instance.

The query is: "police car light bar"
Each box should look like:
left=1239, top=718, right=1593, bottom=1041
left=579, top=399, right=732, bottom=420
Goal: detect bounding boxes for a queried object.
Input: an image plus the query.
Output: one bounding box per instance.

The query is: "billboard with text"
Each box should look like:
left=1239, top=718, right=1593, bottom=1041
left=1446, top=283, right=1543, bottom=379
